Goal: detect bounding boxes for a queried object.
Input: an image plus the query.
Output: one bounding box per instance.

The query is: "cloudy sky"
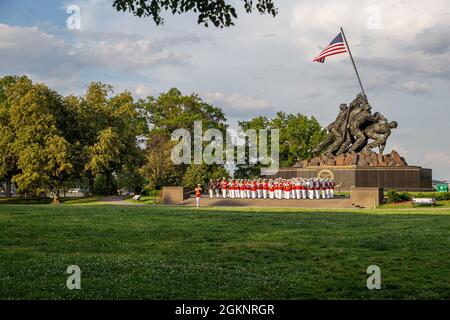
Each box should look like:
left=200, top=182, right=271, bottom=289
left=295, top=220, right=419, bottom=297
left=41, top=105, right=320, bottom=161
left=1, top=0, right=449, bottom=178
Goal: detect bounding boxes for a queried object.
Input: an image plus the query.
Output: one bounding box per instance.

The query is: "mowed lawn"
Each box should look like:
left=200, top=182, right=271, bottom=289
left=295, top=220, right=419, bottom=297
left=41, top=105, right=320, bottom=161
left=1, top=204, right=450, bottom=299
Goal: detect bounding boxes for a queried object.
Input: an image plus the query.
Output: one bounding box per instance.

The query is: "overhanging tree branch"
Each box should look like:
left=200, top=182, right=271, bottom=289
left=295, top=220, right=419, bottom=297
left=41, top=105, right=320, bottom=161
left=112, top=0, right=278, bottom=27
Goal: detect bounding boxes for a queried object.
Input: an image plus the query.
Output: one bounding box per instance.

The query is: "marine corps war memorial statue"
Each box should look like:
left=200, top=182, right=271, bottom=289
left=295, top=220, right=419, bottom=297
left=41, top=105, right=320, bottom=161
left=276, top=93, right=432, bottom=192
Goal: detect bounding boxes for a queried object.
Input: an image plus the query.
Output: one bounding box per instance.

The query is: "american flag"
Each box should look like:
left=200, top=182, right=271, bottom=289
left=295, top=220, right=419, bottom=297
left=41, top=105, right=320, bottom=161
left=313, top=32, right=347, bottom=63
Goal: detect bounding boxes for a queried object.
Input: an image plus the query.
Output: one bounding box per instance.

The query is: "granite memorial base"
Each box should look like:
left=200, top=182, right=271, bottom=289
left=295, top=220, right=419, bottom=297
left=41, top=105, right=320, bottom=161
left=161, top=187, right=190, bottom=205
left=273, top=165, right=432, bottom=192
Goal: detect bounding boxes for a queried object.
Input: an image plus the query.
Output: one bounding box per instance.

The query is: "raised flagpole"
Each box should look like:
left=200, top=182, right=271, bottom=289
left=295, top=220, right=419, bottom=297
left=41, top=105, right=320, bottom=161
left=340, top=27, right=366, bottom=96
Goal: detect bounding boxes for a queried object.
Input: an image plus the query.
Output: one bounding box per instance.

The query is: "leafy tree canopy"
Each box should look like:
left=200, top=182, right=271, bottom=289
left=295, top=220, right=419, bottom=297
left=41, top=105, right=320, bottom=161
left=182, top=163, right=228, bottom=188
left=139, top=133, right=183, bottom=188
left=139, top=88, right=227, bottom=136
left=112, top=0, right=278, bottom=27
left=236, top=111, right=326, bottom=178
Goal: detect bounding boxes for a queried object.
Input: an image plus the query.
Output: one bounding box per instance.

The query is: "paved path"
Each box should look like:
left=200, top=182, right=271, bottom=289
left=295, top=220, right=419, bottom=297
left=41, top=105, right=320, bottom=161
left=96, top=196, right=143, bottom=206
left=178, top=196, right=355, bottom=209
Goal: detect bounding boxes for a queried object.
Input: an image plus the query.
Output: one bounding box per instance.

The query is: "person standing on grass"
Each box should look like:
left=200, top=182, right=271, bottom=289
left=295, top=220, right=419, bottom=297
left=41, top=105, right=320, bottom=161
left=232, top=179, right=238, bottom=199
left=330, top=178, right=335, bottom=198
left=208, top=179, right=214, bottom=199
left=263, top=179, right=268, bottom=199
left=214, top=179, right=220, bottom=198
left=295, top=178, right=302, bottom=199
left=314, top=178, right=320, bottom=200
left=291, top=179, right=296, bottom=199
left=325, top=179, right=331, bottom=199
left=276, top=179, right=282, bottom=199
left=195, top=184, right=202, bottom=207
left=268, top=179, right=274, bottom=199
left=301, top=178, right=307, bottom=200
left=251, top=180, right=257, bottom=199
left=220, top=177, right=228, bottom=198
left=307, top=178, right=314, bottom=200
left=257, top=179, right=263, bottom=199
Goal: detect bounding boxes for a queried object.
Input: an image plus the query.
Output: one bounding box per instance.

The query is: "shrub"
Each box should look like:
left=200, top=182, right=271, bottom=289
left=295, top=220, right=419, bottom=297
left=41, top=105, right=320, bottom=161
left=385, top=191, right=450, bottom=203
left=409, top=191, right=450, bottom=201
left=385, top=190, right=411, bottom=203
left=140, top=188, right=161, bottom=197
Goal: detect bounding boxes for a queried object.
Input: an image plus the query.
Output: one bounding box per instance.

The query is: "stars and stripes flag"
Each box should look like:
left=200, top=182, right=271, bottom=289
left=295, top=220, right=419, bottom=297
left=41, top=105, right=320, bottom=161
left=313, top=32, right=348, bottom=63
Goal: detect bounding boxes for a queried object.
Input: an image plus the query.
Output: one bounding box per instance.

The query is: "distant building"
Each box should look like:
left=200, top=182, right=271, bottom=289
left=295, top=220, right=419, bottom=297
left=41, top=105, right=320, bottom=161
left=0, top=182, right=17, bottom=197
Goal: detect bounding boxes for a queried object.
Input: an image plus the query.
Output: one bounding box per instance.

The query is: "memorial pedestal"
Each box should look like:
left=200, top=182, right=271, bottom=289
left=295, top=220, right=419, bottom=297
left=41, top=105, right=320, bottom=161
left=273, top=165, right=432, bottom=192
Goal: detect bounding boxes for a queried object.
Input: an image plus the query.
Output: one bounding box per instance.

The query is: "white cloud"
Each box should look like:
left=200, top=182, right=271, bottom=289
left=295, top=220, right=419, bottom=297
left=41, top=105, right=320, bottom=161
left=290, top=0, right=450, bottom=78
left=0, top=23, right=194, bottom=92
left=204, top=91, right=272, bottom=116
left=390, top=143, right=410, bottom=157
left=423, top=152, right=450, bottom=171
left=134, top=84, right=154, bottom=97
left=205, top=92, right=270, bottom=109
left=400, top=81, right=431, bottom=95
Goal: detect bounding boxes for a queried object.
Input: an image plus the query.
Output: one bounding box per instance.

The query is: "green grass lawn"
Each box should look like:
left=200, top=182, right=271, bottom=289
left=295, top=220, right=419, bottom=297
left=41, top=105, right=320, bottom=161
left=378, top=200, right=450, bottom=209
left=124, top=195, right=162, bottom=205
left=1, top=203, right=450, bottom=299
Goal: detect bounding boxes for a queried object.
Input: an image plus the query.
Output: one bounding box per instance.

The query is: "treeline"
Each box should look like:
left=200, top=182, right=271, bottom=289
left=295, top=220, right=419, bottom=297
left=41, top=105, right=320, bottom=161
left=0, top=76, right=325, bottom=202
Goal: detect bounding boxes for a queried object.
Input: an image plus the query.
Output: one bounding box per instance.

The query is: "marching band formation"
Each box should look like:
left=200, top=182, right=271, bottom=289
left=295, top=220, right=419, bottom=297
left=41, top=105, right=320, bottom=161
left=207, top=177, right=336, bottom=200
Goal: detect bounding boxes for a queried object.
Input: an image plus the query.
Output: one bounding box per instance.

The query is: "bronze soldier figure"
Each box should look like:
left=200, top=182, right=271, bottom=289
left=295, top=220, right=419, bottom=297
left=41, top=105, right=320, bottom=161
left=312, top=103, right=348, bottom=155
left=348, top=103, right=379, bottom=152
left=323, top=103, right=350, bottom=155
left=364, top=119, right=398, bottom=154
left=311, top=92, right=398, bottom=157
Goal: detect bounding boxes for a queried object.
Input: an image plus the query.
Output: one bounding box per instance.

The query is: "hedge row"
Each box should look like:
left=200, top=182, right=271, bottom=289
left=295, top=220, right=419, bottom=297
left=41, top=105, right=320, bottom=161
left=385, top=190, right=450, bottom=203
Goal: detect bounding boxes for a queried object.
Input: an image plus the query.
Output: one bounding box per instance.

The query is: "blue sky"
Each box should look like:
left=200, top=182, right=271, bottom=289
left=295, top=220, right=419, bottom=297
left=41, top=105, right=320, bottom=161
left=1, top=0, right=449, bottom=179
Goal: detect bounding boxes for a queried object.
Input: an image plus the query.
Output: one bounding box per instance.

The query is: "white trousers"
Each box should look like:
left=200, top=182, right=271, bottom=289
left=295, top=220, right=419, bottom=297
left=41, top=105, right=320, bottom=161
left=296, top=189, right=301, bottom=199
left=302, top=190, right=307, bottom=199
left=330, top=189, right=334, bottom=198
left=215, top=189, right=220, bottom=198
left=308, top=190, right=314, bottom=200
left=196, top=197, right=200, bottom=207
left=263, top=190, right=267, bottom=199
left=284, top=191, right=290, bottom=199
left=252, top=191, right=256, bottom=199
left=315, top=190, right=320, bottom=199
left=269, top=191, right=274, bottom=199
left=222, top=189, right=227, bottom=198
left=209, top=190, right=214, bottom=198
left=321, top=190, right=325, bottom=199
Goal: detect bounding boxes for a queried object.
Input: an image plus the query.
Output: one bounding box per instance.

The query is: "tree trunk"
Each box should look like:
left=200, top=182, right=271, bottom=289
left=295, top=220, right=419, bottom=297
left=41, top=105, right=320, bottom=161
left=5, top=177, right=12, bottom=198
left=88, top=176, right=94, bottom=196
left=52, top=189, right=61, bottom=204
left=105, top=170, right=116, bottom=196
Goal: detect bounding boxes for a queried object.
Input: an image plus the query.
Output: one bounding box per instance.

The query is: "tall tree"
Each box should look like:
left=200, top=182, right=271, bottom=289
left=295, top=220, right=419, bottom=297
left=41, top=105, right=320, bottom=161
left=0, top=76, right=19, bottom=197
left=139, top=88, right=228, bottom=186
left=75, top=83, right=145, bottom=195
left=182, top=163, right=229, bottom=188
left=140, top=88, right=227, bottom=136
left=112, top=0, right=278, bottom=28
left=236, top=112, right=326, bottom=178
left=139, top=133, right=182, bottom=188
left=6, top=77, right=73, bottom=202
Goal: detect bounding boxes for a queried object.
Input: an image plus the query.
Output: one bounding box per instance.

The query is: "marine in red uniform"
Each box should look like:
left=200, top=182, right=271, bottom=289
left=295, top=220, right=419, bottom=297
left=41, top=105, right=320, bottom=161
left=220, top=178, right=228, bottom=198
